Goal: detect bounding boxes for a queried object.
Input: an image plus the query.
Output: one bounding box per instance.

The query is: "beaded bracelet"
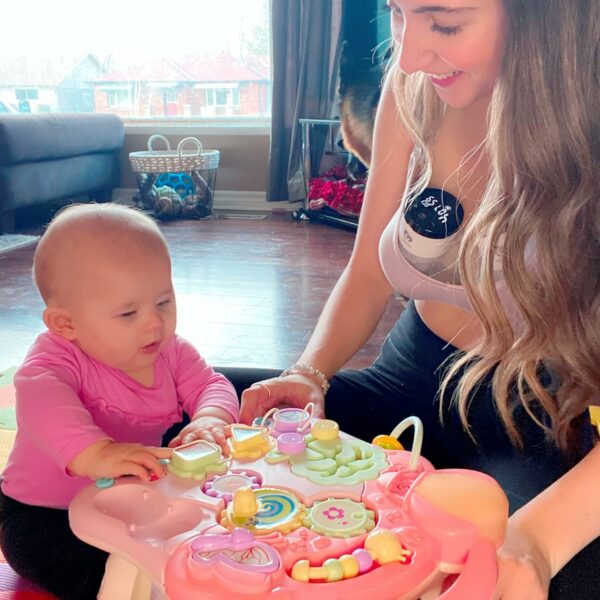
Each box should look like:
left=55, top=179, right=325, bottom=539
left=280, top=363, right=331, bottom=396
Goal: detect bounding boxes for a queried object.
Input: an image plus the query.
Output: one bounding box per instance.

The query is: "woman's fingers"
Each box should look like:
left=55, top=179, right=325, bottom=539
left=240, top=376, right=326, bottom=424
left=240, top=382, right=276, bottom=424
left=167, top=435, right=182, bottom=448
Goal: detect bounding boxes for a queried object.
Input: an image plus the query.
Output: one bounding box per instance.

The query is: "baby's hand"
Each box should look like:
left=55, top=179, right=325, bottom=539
left=68, top=440, right=172, bottom=482
left=168, top=416, right=231, bottom=456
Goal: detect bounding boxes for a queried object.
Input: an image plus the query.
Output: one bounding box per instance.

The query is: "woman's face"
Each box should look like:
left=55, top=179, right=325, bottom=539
left=388, top=0, right=506, bottom=109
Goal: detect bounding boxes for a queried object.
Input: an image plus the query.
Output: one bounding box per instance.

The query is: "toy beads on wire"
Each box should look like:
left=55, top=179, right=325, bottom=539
left=291, top=529, right=412, bottom=582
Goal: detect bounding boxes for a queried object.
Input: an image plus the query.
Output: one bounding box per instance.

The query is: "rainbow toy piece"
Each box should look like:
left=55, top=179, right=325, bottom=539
left=69, top=414, right=509, bottom=600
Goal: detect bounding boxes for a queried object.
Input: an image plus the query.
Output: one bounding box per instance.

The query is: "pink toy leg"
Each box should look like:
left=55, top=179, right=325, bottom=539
left=98, top=554, right=160, bottom=600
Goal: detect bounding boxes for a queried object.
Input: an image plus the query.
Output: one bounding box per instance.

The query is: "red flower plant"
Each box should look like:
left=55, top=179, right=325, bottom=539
left=307, top=165, right=365, bottom=216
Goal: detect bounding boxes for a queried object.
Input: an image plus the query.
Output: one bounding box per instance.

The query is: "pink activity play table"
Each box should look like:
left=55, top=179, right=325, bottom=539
left=69, top=414, right=508, bottom=599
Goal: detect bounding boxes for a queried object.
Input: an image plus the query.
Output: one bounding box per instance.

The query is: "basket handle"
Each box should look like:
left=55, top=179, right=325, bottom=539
left=147, top=134, right=172, bottom=152
left=177, top=137, right=203, bottom=158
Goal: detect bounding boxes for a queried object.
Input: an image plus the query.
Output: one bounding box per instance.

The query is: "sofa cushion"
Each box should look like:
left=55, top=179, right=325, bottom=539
left=0, top=114, right=124, bottom=166
left=0, top=152, right=120, bottom=210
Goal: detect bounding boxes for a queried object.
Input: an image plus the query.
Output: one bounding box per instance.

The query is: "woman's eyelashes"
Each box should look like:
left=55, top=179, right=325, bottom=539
left=431, top=21, right=462, bottom=35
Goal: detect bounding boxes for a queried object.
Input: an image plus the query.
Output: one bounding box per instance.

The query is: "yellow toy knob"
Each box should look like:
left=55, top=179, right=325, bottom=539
left=232, top=486, right=259, bottom=520
left=372, top=434, right=404, bottom=451
left=311, top=419, right=339, bottom=441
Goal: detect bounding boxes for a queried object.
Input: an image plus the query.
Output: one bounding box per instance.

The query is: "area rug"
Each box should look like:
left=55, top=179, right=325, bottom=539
left=0, top=235, right=39, bottom=256
left=0, top=367, right=17, bottom=471
left=0, top=368, right=57, bottom=600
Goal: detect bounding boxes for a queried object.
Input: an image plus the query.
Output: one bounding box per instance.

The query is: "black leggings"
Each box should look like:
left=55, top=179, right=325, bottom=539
left=0, top=489, right=107, bottom=600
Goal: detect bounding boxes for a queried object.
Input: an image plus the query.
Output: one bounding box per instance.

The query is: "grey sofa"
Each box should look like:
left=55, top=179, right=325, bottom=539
left=0, top=113, right=125, bottom=233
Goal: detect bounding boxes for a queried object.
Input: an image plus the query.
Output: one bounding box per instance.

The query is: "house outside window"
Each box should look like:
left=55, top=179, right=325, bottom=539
left=0, top=0, right=270, bottom=122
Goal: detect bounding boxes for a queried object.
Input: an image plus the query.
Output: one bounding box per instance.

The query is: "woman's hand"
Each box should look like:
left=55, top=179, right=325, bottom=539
left=239, top=374, right=325, bottom=425
left=68, top=440, right=172, bottom=481
left=495, top=518, right=552, bottom=600
left=168, top=416, right=231, bottom=455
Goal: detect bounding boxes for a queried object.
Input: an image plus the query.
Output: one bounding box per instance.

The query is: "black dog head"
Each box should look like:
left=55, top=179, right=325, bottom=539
left=338, top=41, right=388, bottom=170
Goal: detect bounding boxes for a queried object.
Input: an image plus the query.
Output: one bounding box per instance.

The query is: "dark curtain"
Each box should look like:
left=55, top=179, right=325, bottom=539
left=267, top=0, right=343, bottom=202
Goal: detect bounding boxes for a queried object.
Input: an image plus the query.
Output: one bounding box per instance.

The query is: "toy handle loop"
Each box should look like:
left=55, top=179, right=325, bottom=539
left=147, top=134, right=171, bottom=152
left=389, top=416, right=424, bottom=471
left=262, top=403, right=315, bottom=436
left=261, top=407, right=279, bottom=435
left=297, top=402, right=315, bottom=432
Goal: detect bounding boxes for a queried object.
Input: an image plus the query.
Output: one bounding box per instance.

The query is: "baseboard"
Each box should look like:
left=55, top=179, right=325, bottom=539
left=112, top=188, right=301, bottom=213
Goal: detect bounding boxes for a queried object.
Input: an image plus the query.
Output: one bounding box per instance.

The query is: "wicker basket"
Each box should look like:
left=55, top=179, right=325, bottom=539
left=129, top=135, right=220, bottom=219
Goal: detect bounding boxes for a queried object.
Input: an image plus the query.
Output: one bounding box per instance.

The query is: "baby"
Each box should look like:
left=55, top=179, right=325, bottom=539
left=0, top=203, right=239, bottom=600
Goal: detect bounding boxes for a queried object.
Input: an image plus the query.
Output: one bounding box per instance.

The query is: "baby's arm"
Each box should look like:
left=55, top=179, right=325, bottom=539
left=68, top=440, right=172, bottom=481
left=496, top=442, right=600, bottom=597
left=16, top=355, right=172, bottom=482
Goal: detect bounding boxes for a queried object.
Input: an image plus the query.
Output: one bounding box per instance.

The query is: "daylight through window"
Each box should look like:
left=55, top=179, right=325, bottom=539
left=1, top=0, right=271, bottom=121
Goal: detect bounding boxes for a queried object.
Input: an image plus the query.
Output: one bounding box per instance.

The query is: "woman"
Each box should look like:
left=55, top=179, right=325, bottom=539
left=241, top=1, right=600, bottom=598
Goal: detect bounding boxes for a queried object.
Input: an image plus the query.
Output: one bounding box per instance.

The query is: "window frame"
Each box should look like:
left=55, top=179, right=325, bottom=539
left=122, top=118, right=270, bottom=137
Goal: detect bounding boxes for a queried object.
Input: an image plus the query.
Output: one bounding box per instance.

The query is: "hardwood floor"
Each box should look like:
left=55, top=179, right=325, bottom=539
left=0, top=213, right=405, bottom=373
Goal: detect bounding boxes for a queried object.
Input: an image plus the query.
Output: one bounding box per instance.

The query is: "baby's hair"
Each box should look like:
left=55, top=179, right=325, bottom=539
left=33, top=203, right=169, bottom=304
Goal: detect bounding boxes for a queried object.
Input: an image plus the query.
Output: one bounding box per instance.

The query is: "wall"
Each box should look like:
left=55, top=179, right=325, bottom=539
left=120, top=128, right=270, bottom=194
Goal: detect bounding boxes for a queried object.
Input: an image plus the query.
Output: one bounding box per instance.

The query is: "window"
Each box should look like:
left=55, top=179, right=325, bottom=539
left=107, top=89, right=131, bottom=108
left=205, top=88, right=240, bottom=108
left=15, top=88, right=39, bottom=101
left=1, top=0, right=270, bottom=121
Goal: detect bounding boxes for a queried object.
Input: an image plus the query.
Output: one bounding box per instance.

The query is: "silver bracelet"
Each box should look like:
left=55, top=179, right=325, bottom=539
left=280, top=363, right=330, bottom=395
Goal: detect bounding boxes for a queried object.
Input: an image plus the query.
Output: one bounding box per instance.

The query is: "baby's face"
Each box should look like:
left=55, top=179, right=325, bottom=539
left=66, top=248, right=176, bottom=380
